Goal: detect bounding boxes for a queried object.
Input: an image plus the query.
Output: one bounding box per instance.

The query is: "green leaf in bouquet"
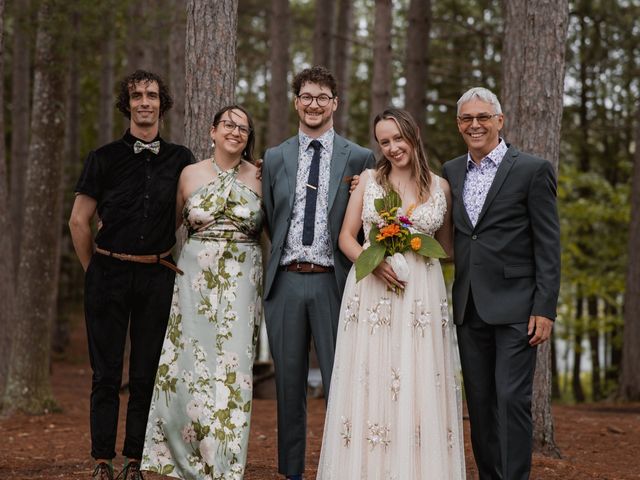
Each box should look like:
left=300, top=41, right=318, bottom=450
left=374, top=189, right=401, bottom=213
left=355, top=243, right=386, bottom=282
left=368, top=224, right=381, bottom=244
left=412, top=233, right=447, bottom=258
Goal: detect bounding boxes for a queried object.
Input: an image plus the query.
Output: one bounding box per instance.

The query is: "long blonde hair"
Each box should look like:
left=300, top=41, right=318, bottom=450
left=373, top=108, right=432, bottom=202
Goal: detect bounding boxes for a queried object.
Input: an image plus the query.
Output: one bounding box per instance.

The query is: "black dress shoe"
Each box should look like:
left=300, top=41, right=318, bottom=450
left=285, top=475, right=303, bottom=480
left=91, top=462, right=114, bottom=480
left=116, top=461, right=144, bottom=480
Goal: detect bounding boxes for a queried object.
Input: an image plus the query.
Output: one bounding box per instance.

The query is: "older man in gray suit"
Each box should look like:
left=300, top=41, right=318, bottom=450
left=442, top=87, right=560, bottom=480
left=261, top=66, right=375, bottom=480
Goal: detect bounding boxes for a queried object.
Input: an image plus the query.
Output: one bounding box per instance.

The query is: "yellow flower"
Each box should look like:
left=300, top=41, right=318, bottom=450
left=410, top=237, right=421, bottom=251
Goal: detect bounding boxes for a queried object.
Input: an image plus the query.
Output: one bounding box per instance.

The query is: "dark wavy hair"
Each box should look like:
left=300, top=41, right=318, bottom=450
left=373, top=108, right=432, bottom=202
left=291, top=65, right=338, bottom=97
left=115, top=70, right=173, bottom=119
left=212, top=105, right=256, bottom=163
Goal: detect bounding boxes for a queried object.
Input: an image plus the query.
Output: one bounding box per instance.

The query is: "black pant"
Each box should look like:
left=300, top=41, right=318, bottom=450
left=457, top=292, right=537, bottom=480
left=84, top=254, right=175, bottom=460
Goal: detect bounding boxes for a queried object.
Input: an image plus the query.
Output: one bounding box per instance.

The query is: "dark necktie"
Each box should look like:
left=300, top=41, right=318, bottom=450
left=302, top=140, right=322, bottom=246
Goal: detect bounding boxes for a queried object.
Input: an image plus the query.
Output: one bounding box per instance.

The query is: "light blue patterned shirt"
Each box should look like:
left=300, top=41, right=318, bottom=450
left=280, top=128, right=335, bottom=266
left=463, top=139, right=508, bottom=227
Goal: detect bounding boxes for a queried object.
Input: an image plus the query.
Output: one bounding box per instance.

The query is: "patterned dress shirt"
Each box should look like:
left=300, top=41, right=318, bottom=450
left=280, top=128, right=335, bottom=266
left=463, top=139, right=508, bottom=227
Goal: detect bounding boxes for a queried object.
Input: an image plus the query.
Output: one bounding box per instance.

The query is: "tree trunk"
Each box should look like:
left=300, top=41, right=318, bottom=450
left=369, top=0, right=392, bottom=149
left=98, top=3, right=115, bottom=146
left=618, top=100, right=640, bottom=400
left=313, top=0, right=334, bottom=69
left=587, top=296, right=602, bottom=400
left=185, top=0, right=238, bottom=160
left=572, top=295, right=585, bottom=403
left=605, top=303, right=621, bottom=385
left=267, top=0, right=290, bottom=146
left=2, top=0, right=67, bottom=414
left=404, top=0, right=431, bottom=145
left=0, top=0, right=13, bottom=399
left=53, top=7, right=82, bottom=355
left=169, top=0, right=187, bottom=144
left=332, top=0, right=353, bottom=136
left=501, top=0, right=568, bottom=457
left=550, top=334, right=560, bottom=399
left=9, top=0, right=31, bottom=270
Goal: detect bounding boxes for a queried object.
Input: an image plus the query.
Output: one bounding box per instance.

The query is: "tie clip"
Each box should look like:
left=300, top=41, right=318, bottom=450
left=306, top=183, right=317, bottom=190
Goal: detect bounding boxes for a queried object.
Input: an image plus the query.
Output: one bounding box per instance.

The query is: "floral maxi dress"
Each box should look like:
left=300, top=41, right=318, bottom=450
left=142, top=163, right=263, bottom=480
left=317, top=173, right=465, bottom=479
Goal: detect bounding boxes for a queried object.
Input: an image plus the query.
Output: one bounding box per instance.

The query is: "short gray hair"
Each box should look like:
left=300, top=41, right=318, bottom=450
left=457, top=87, right=502, bottom=115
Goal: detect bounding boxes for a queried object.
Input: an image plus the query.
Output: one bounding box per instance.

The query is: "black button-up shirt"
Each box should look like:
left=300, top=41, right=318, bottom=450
left=74, top=130, right=195, bottom=255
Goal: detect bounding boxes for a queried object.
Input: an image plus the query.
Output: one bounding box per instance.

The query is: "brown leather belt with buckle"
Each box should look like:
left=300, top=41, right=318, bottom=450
left=95, top=247, right=184, bottom=275
left=282, top=262, right=334, bottom=273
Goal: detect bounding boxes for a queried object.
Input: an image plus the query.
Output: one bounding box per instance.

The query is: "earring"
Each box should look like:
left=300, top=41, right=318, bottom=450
left=211, top=141, right=215, bottom=148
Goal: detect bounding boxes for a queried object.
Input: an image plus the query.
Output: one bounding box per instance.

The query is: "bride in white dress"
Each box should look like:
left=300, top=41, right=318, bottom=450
left=317, top=109, right=465, bottom=479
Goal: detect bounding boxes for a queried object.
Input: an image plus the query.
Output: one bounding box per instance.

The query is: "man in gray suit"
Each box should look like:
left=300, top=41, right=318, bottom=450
left=442, top=87, right=560, bottom=480
left=261, top=66, right=375, bottom=480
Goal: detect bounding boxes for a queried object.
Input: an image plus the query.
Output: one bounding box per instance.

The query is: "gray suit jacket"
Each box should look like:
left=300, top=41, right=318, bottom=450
left=442, top=144, right=561, bottom=325
left=262, top=133, right=375, bottom=300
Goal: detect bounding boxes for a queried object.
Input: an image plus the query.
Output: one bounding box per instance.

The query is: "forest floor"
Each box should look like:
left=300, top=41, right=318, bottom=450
left=0, top=319, right=639, bottom=480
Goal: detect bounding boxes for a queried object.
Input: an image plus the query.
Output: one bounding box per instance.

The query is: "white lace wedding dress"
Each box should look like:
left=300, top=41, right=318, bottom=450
left=317, top=172, right=465, bottom=479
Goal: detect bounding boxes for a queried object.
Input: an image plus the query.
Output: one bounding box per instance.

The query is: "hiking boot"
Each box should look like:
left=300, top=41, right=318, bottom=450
left=92, top=462, right=114, bottom=480
left=116, top=460, right=144, bottom=480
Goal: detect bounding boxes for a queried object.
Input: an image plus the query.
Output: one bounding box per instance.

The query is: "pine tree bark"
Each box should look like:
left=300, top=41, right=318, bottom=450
left=9, top=0, right=31, bottom=269
left=370, top=0, right=392, bottom=149
left=587, top=296, right=602, bottom=400
left=618, top=100, right=640, bottom=400
left=53, top=7, right=82, bottom=355
left=501, top=0, right=569, bottom=457
left=404, top=0, right=431, bottom=145
left=332, top=0, right=353, bottom=135
left=0, top=0, right=14, bottom=399
left=169, top=0, right=187, bottom=144
left=185, top=0, right=238, bottom=160
left=98, top=3, right=115, bottom=146
left=267, top=0, right=290, bottom=146
left=2, top=0, right=67, bottom=414
left=313, top=0, right=334, bottom=69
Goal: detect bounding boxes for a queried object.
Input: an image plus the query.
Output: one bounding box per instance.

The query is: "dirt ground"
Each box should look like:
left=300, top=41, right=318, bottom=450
left=1, top=322, right=639, bottom=480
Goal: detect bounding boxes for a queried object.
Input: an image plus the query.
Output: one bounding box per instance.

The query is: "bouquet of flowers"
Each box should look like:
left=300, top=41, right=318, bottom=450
left=355, top=189, right=446, bottom=286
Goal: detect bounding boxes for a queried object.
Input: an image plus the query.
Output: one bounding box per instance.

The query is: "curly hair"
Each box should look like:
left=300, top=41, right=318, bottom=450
left=115, top=70, right=173, bottom=119
left=373, top=108, right=433, bottom=203
left=212, top=105, right=256, bottom=163
left=291, top=65, right=338, bottom=97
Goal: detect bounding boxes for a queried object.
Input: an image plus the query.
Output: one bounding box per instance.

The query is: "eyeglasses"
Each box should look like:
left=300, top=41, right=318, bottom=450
left=217, top=119, right=252, bottom=136
left=457, top=114, right=500, bottom=126
left=297, top=93, right=334, bottom=107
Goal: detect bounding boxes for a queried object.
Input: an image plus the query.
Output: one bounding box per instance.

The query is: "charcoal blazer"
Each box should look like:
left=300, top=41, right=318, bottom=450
left=262, top=133, right=375, bottom=299
left=442, top=144, right=561, bottom=325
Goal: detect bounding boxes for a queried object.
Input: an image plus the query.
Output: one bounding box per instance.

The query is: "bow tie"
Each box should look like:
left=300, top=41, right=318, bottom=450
left=133, top=140, right=160, bottom=155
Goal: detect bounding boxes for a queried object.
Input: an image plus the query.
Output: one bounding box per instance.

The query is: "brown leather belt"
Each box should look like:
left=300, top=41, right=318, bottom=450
left=281, top=262, right=334, bottom=273
left=95, top=247, right=184, bottom=275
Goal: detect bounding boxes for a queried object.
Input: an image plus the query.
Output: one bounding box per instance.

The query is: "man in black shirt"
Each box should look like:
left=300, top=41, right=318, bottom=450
left=69, top=70, right=195, bottom=480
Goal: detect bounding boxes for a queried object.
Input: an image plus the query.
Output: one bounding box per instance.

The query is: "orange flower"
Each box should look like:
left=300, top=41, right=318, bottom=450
left=379, top=223, right=401, bottom=238
left=410, top=237, right=421, bottom=251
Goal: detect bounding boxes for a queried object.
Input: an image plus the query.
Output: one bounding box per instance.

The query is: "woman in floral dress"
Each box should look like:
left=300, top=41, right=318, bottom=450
left=318, top=109, right=465, bottom=479
left=141, top=105, right=263, bottom=479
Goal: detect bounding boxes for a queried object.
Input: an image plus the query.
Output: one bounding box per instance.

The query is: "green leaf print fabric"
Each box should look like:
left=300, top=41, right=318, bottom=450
left=142, top=164, right=263, bottom=480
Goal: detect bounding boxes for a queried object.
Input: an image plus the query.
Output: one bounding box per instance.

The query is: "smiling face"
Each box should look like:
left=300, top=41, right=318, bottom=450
left=457, top=98, right=504, bottom=163
left=294, top=81, right=338, bottom=136
left=128, top=80, right=161, bottom=134
left=210, top=109, right=250, bottom=159
left=375, top=118, right=413, bottom=171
